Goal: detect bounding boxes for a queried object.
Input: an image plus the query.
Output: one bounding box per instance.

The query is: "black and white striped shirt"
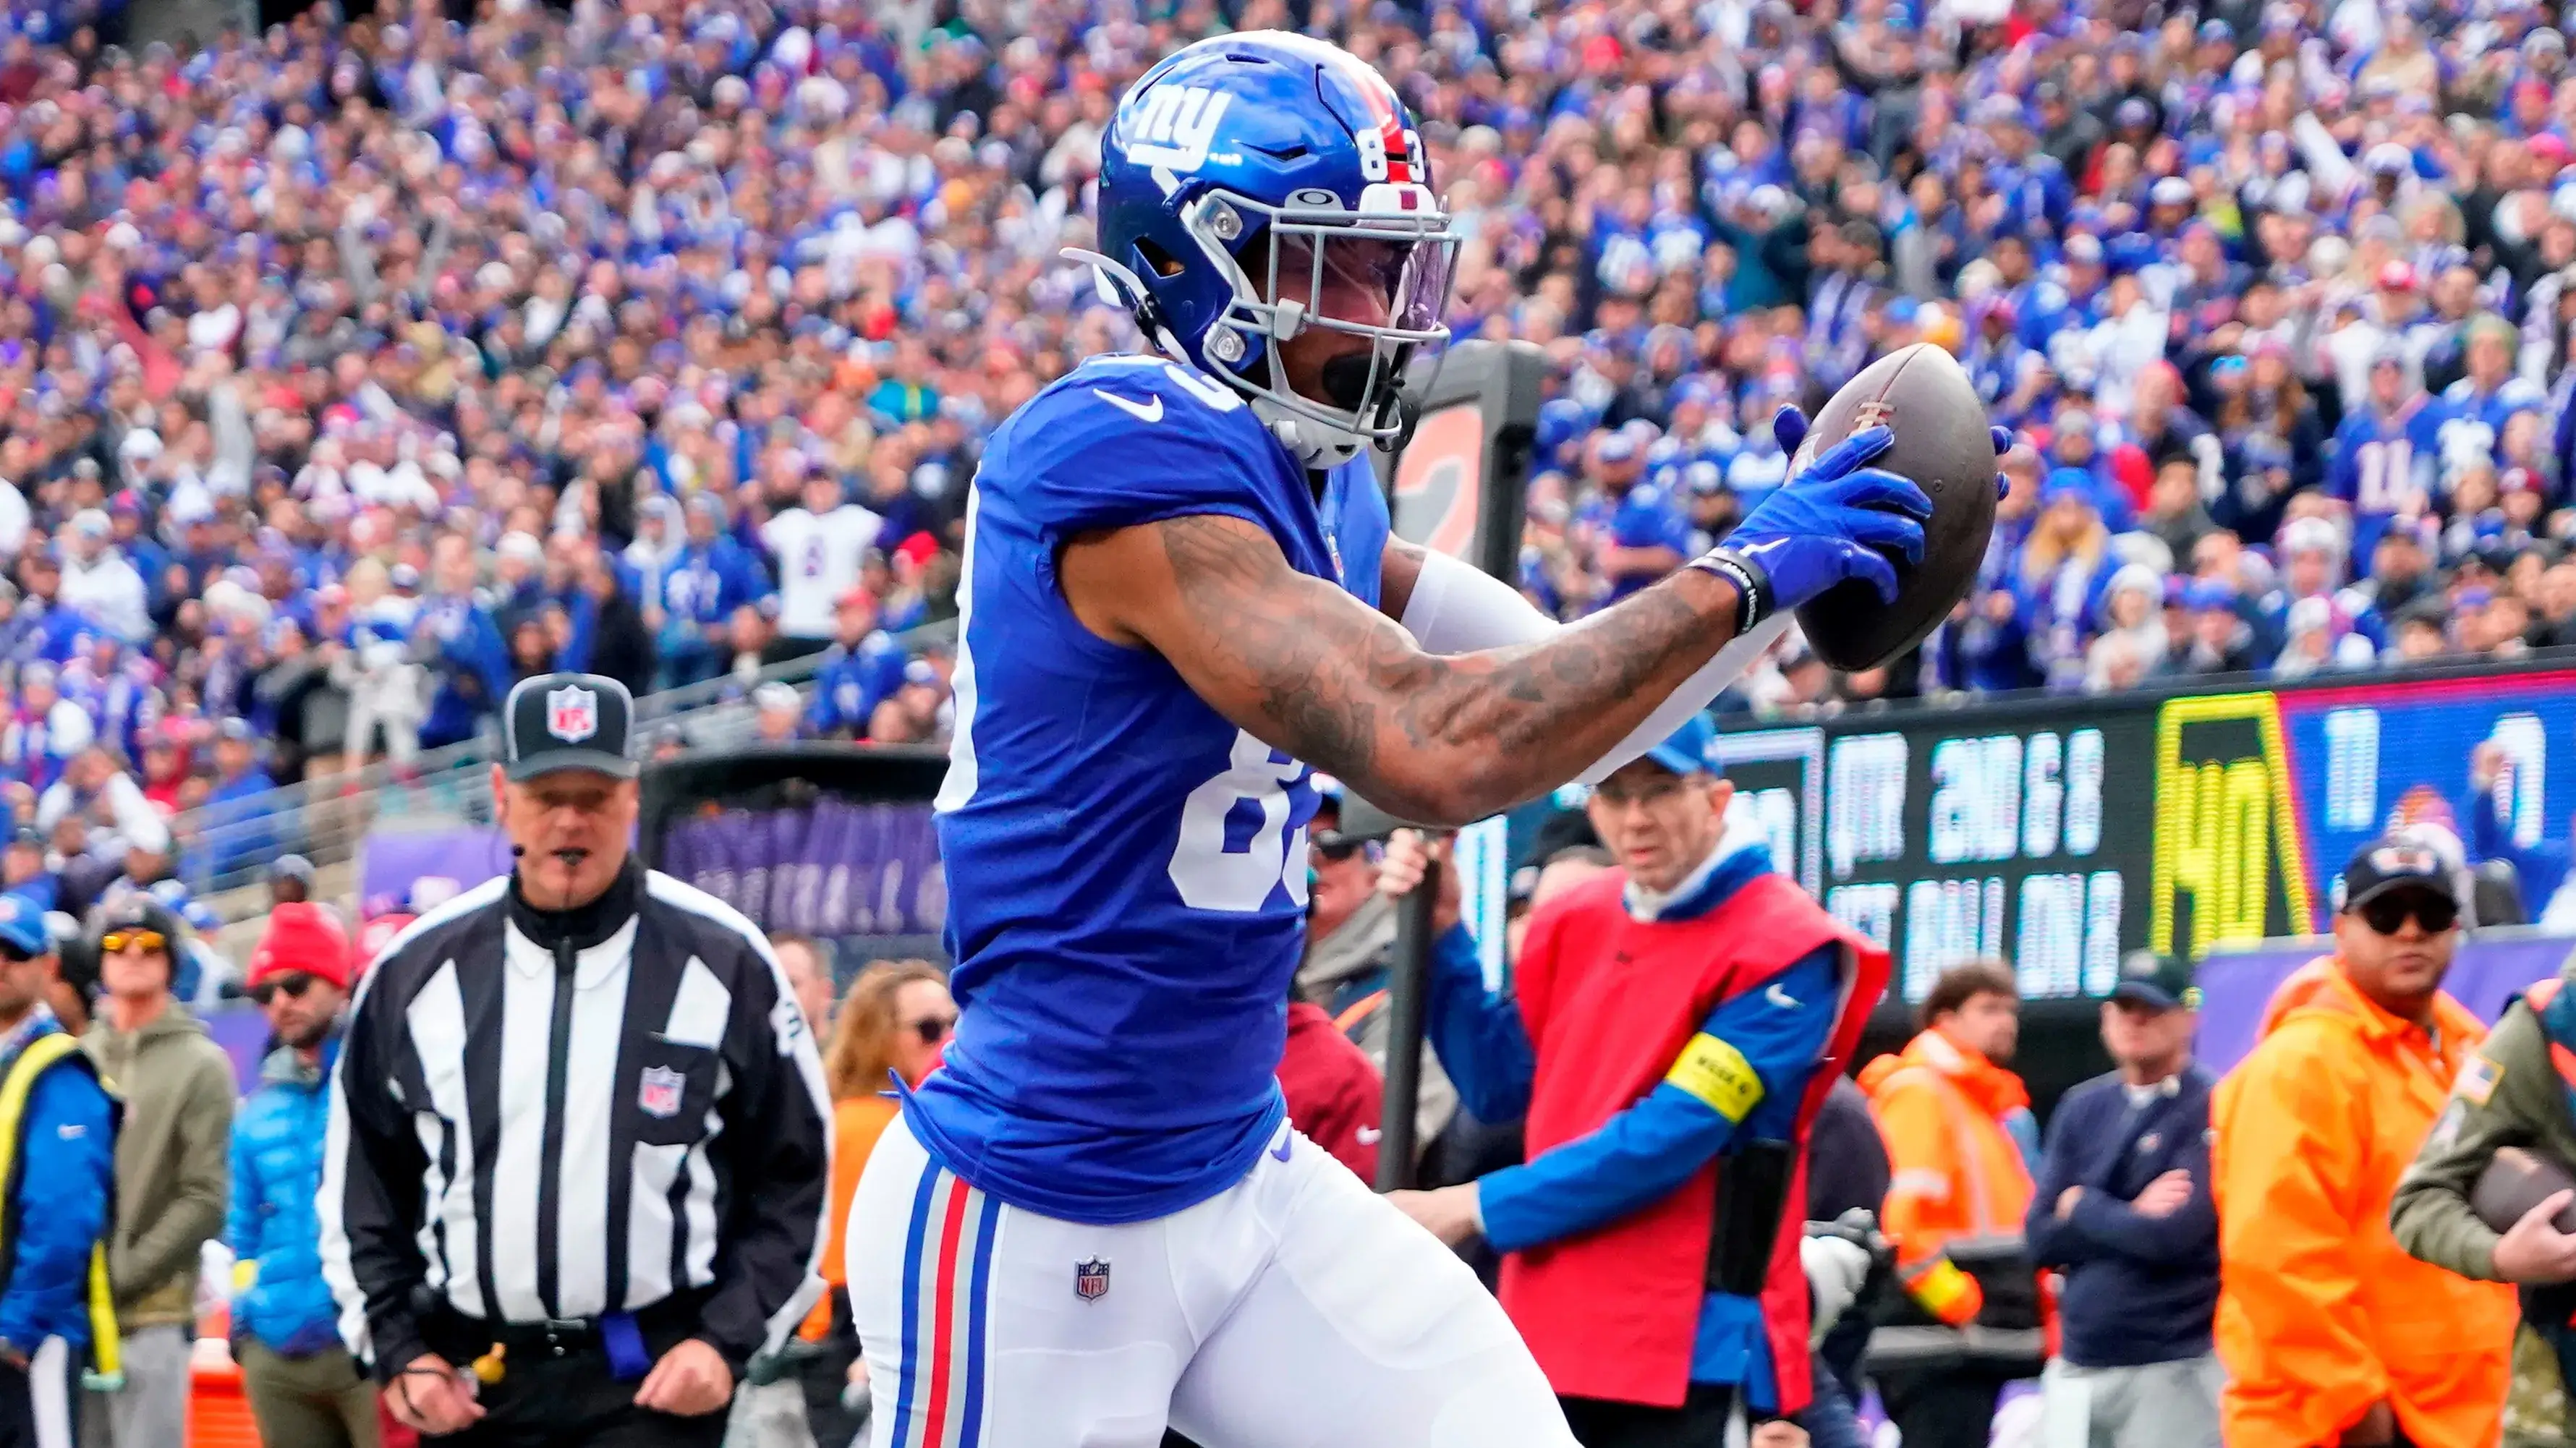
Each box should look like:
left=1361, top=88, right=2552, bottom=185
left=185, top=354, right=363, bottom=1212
left=318, top=861, right=833, bottom=1380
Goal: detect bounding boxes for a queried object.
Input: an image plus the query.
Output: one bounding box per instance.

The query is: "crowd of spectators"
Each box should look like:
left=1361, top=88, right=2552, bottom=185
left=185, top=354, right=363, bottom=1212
left=3, top=0, right=2576, bottom=857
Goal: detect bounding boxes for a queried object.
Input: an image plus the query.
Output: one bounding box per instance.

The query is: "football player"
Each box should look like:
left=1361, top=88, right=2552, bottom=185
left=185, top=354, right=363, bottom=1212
left=846, top=31, right=2005, bottom=1448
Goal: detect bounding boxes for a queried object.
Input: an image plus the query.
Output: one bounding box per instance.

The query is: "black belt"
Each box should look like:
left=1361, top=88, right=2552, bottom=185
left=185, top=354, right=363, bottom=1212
left=484, top=1317, right=604, bottom=1355
left=426, top=1289, right=707, bottom=1363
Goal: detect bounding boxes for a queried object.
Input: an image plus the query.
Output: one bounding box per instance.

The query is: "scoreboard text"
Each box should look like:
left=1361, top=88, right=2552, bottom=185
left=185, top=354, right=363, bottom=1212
left=1714, top=665, right=2576, bottom=1004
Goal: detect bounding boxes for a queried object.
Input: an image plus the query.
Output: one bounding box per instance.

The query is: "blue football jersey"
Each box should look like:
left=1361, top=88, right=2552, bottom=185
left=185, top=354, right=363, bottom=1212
left=909, top=352, right=1390, bottom=1224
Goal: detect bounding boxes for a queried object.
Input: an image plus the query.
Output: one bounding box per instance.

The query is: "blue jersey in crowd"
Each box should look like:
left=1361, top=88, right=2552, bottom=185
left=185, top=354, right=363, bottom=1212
left=2329, top=399, right=2443, bottom=563
left=806, top=631, right=909, bottom=737
left=660, top=537, right=770, bottom=629
left=910, top=353, right=1390, bottom=1225
left=2435, top=376, right=2548, bottom=485
left=1604, top=480, right=1695, bottom=603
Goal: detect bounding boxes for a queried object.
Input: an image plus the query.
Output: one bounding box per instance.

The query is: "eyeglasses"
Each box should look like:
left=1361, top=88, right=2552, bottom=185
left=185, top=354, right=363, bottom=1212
left=99, top=929, right=165, bottom=955
left=2357, top=892, right=2460, bottom=936
left=1591, top=775, right=1693, bottom=808
left=0, top=944, right=39, bottom=966
left=250, top=973, right=318, bottom=1007
left=904, top=1014, right=957, bottom=1046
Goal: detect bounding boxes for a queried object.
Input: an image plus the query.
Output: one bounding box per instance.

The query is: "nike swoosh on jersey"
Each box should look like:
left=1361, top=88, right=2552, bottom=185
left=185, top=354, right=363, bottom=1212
left=1091, top=389, right=1165, bottom=424
left=1766, top=983, right=1801, bottom=1009
left=1355, top=1125, right=1382, bottom=1144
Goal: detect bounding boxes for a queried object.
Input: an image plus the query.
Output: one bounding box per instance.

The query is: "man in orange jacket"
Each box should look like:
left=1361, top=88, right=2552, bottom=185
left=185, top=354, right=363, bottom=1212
left=2211, top=834, right=2516, bottom=1448
left=1859, top=961, right=2048, bottom=1448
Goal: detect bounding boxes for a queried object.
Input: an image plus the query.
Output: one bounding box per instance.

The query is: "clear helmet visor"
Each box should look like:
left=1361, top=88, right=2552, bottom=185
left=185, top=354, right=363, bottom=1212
left=1267, top=227, right=1455, bottom=338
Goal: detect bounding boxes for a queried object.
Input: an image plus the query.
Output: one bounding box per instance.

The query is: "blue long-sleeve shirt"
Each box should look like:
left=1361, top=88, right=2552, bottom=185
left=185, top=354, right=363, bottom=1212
left=2023, top=1065, right=2219, bottom=1368
left=2459, top=776, right=2572, bottom=915
left=420, top=594, right=513, bottom=749
left=0, top=1028, right=115, bottom=1353
left=1427, top=840, right=1841, bottom=1402
left=1476, top=950, right=1840, bottom=1256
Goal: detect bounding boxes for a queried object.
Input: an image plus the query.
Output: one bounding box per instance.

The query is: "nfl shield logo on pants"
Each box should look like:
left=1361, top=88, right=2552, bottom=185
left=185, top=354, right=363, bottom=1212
left=1074, top=1258, right=1110, bottom=1302
left=638, top=1066, right=686, bottom=1119
left=547, top=686, right=599, bottom=744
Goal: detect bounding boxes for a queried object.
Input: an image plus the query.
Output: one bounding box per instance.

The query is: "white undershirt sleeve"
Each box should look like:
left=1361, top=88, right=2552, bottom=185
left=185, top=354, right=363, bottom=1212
left=1394, top=547, right=1790, bottom=785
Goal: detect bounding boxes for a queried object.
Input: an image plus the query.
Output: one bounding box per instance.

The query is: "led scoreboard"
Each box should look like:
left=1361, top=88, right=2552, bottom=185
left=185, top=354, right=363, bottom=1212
left=1712, top=663, right=2576, bottom=1006
left=1716, top=710, right=2154, bottom=1005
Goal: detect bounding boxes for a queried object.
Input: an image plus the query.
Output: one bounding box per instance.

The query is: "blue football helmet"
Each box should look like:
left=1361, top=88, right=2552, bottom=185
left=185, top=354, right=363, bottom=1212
left=1074, top=32, right=1459, bottom=467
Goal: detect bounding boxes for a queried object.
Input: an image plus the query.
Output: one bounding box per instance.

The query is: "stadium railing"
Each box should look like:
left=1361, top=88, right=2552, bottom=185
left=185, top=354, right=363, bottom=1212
left=168, top=617, right=958, bottom=919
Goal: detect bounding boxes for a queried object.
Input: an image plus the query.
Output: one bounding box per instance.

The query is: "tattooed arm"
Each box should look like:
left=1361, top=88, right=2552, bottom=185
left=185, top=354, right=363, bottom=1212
left=1058, top=514, right=1748, bottom=827
left=1380, top=535, right=1798, bottom=785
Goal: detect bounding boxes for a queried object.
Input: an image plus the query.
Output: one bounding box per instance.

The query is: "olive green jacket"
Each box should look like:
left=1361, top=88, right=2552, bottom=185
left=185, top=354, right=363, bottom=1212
left=2390, top=984, right=2576, bottom=1447
left=81, top=1005, right=232, bottom=1330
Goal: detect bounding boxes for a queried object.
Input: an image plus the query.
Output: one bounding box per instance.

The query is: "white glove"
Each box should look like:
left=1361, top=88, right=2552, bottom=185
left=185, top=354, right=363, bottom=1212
left=1801, top=1233, right=1874, bottom=1346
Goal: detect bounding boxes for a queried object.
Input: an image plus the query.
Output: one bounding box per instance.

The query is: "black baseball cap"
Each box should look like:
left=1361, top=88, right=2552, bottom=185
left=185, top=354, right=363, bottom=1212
left=2334, top=833, right=2462, bottom=913
left=2111, top=950, right=2201, bottom=1011
left=93, top=895, right=184, bottom=951
left=503, top=673, right=640, bottom=783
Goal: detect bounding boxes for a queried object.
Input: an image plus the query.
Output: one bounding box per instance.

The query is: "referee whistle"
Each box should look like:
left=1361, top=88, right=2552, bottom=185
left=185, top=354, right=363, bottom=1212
left=472, top=1345, right=506, bottom=1384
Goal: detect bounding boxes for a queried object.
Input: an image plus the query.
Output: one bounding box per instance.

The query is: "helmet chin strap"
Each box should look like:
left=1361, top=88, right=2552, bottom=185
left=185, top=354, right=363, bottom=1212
left=1251, top=398, right=1366, bottom=468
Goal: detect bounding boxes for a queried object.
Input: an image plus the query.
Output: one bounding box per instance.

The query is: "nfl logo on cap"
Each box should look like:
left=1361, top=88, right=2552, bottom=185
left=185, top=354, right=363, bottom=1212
left=505, top=672, right=639, bottom=782
left=548, top=686, right=600, bottom=744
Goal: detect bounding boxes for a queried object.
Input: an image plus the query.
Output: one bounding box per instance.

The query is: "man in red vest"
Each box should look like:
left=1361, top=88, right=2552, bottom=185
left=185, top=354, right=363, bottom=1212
left=1388, top=715, right=1889, bottom=1445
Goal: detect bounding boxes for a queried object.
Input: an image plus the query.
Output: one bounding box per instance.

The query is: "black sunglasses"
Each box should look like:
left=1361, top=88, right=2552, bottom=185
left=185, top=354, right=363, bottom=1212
left=904, top=1013, right=958, bottom=1046
left=0, top=944, right=38, bottom=966
left=2357, top=892, right=2459, bottom=937
left=250, top=972, right=319, bottom=1006
left=1312, top=832, right=1366, bottom=863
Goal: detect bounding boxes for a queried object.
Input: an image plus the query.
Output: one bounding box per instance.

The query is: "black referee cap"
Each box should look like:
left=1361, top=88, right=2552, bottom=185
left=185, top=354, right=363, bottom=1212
left=503, top=672, right=640, bottom=783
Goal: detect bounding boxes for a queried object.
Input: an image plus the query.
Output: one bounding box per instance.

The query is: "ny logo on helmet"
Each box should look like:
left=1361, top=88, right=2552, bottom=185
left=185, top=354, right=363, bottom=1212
left=1126, top=86, right=1233, bottom=173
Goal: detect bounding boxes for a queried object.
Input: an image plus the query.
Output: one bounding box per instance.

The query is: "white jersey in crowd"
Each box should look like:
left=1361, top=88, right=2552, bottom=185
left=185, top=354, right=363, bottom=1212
left=59, top=548, right=150, bottom=641
left=762, top=503, right=882, bottom=639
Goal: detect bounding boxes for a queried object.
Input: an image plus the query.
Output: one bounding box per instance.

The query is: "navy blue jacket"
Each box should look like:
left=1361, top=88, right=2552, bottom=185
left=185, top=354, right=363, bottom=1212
left=2025, top=1064, right=2219, bottom=1368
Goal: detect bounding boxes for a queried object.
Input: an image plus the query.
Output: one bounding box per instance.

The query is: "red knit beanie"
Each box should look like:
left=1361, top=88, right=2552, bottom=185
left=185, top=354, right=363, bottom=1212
left=248, top=903, right=352, bottom=993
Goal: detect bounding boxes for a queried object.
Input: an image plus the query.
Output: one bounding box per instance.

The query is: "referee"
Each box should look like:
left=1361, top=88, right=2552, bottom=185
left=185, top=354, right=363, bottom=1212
left=318, top=673, right=833, bottom=1447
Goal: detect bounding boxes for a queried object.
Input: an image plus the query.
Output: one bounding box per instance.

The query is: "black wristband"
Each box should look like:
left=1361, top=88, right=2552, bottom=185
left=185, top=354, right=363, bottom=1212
left=1691, top=547, right=1771, bottom=634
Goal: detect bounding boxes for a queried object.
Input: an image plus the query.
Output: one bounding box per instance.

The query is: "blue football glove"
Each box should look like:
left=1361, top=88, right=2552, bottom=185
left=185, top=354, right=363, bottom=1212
left=1696, top=415, right=1930, bottom=622
left=1771, top=406, right=2015, bottom=501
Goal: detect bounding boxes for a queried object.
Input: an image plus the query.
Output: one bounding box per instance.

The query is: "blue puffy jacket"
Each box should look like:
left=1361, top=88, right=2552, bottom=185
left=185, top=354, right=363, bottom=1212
left=226, top=1039, right=341, bottom=1356
left=0, top=1020, right=116, bottom=1354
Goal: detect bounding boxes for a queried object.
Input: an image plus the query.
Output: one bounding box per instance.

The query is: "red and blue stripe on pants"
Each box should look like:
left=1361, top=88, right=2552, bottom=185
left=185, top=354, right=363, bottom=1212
left=890, top=1164, right=1001, bottom=1448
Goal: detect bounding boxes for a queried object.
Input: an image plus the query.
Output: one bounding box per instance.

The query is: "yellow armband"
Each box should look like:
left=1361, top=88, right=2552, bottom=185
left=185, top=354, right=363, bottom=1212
left=1903, top=1256, right=1982, bottom=1325
left=1665, top=1033, right=1765, bottom=1123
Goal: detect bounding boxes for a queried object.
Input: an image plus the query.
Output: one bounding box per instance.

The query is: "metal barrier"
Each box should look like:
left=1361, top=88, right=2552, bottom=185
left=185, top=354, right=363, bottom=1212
left=169, top=617, right=958, bottom=919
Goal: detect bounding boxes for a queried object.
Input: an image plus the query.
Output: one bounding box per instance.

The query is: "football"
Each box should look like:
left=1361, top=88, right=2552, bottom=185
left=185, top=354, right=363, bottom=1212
left=2470, top=1146, right=2576, bottom=1233
left=1787, top=343, right=2001, bottom=673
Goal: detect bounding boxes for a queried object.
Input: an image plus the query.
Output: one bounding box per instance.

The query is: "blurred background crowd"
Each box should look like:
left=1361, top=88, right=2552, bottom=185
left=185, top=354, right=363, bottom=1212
left=0, top=0, right=2574, bottom=882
